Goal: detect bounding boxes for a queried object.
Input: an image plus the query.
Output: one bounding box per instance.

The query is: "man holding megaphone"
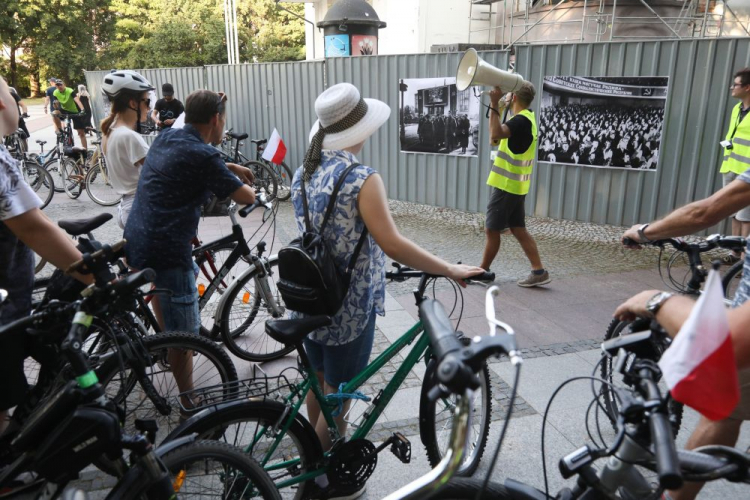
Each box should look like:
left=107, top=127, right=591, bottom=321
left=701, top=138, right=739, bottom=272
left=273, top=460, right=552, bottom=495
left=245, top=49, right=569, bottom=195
left=480, top=82, right=550, bottom=287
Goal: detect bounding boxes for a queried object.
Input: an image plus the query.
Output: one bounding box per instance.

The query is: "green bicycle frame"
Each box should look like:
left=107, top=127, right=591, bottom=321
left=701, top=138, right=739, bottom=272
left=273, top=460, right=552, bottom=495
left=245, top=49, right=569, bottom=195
left=256, top=320, right=432, bottom=489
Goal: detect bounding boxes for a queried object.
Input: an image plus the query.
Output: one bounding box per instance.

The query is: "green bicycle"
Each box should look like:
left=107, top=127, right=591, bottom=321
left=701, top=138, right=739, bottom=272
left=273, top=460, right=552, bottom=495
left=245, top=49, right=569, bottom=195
left=164, top=265, right=495, bottom=499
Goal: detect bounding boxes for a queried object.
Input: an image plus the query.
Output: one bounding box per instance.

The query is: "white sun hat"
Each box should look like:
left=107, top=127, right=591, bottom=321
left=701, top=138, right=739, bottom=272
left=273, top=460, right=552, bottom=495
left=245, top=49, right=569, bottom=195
left=308, top=83, right=391, bottom=151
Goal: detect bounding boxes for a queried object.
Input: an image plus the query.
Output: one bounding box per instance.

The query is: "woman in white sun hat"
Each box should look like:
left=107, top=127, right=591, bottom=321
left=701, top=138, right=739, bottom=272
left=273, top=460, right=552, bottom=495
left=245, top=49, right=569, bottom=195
left=291, top=82, right=484, bottom=499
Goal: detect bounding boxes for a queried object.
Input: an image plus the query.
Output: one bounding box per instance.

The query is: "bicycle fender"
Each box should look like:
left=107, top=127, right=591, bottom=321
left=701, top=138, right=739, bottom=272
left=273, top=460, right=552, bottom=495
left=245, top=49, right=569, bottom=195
left=212, top=254, right=279, bottom=325
left=504, top=478, right=549, bottom=499
left=154, top=434, right=197, bottom=458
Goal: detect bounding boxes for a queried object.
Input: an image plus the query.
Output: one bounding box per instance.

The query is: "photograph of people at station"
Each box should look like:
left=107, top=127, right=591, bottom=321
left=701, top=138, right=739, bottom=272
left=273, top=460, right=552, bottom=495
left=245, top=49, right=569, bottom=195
left=399, top=77, right=480, bottom=157
left=538, top=76, right=668, bottom=170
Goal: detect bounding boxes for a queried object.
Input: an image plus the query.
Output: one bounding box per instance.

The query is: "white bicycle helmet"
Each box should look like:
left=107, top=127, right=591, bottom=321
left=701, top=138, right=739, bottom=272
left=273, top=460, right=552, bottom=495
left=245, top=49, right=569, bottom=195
left=102, top=70, right=155, bottom=99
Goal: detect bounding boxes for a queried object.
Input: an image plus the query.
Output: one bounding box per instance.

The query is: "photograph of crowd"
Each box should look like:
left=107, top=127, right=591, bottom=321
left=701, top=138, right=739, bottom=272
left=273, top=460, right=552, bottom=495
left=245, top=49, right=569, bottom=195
left=399, top=77, right=481, bottom=157
left=538, top=76, right=669, bottom=171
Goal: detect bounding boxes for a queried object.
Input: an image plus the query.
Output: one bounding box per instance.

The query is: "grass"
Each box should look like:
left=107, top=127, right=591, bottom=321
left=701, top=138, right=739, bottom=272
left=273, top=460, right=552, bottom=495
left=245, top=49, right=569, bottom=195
left=24, top=97, right=46, bottom=106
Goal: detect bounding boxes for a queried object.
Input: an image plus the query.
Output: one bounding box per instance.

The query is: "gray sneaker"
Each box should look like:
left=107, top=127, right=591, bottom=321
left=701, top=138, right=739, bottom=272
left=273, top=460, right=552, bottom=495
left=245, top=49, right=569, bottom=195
left=517, top=270, right=551, bottom=288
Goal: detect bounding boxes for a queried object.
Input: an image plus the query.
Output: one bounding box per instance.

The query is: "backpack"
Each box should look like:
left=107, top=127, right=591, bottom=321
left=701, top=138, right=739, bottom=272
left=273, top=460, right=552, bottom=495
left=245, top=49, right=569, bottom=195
left=277, top=163, right=368, bottom=315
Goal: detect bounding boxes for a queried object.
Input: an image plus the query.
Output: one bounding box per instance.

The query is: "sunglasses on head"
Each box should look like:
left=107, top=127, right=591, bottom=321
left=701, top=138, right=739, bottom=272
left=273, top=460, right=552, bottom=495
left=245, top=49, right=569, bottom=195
left=215, top=92, right=227, bottom=112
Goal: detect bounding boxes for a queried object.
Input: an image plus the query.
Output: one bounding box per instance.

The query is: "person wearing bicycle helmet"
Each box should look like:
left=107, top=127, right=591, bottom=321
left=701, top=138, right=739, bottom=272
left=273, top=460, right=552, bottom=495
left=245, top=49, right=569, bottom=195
left=52, top=79, right=88, bottom=150
left=100, top=70, right=155, bottom=229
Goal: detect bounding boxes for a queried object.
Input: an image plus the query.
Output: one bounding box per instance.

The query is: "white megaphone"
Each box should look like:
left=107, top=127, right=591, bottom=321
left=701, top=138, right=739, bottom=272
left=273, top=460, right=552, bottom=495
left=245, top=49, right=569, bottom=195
left=456, top=48, right=524, bottom=94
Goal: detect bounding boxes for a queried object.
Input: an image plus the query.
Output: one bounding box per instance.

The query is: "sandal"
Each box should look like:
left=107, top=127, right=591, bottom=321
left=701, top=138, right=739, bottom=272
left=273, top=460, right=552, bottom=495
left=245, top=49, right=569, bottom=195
left=178, top=394, right=204, bottom=424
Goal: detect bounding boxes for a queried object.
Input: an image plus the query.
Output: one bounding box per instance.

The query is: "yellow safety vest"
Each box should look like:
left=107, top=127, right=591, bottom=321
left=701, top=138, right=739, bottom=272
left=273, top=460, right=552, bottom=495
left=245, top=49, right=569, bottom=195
left=487, top=109, right=537, bottom=196
left=720, top=103, right=750, bottom=175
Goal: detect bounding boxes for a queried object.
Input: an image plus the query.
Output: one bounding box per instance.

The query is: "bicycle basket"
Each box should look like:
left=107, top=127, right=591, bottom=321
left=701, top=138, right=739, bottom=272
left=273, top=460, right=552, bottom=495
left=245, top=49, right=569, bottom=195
left=201, top=194, right=232, bottom=217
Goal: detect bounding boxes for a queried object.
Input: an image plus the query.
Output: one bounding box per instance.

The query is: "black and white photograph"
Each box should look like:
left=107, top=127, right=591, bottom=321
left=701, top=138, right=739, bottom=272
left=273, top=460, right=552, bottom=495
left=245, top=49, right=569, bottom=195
left=538, top=76, right=669, bottom=171
left=399, top=77, right=480, bottom=157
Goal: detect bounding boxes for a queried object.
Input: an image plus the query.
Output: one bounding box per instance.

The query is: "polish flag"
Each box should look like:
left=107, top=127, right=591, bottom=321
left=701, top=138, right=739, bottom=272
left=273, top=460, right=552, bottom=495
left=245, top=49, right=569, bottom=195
left=262, top=128, right=287, bottom=165
left=659, top=269, right=739, bottom=421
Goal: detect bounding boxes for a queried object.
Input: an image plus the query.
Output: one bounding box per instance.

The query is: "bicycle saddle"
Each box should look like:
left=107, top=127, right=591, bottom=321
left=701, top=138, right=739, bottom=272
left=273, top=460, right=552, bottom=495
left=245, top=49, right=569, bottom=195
left=265, top=316, right=331, bottom=346
left=227, top=131, right=248, bottom=141
left=36, top=140, right=47, bottom=146
left=250, top=139, right=267, bottom=146
left=58, top=213, right=113, bottom=236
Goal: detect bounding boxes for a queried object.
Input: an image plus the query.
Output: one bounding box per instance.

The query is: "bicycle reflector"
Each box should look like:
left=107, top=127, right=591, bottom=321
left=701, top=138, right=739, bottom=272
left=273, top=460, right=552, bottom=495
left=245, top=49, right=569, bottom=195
left=197, top=284, right=206, bottom=296
left=242, top=292, right=251, bottom=304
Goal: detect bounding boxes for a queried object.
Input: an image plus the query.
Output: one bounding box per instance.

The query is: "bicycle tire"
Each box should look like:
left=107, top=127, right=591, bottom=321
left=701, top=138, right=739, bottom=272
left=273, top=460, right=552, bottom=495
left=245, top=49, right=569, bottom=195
left=42, top=156, right=66, bottom=193
left=274, top=162, right=293, bottom=201
left=219, top=257, right=295, bottom=362
left=599, top=317, right=683, bottom=435
left=420, top=356, right=492, bottom=477
left=427, top=477, right=512, bottom=499
left=23, top=160, right=54, bottom=209
left=159, top=440, right=281, bottom=499
left=722, top=260, right=744, bottom=305
left=61, top=158, right=82, bottom=199
left=244, top=160, right=278, bottom=201
left=165, top=399, right=323, bottom=500
left=98, top=331, right=238, bottom=439
left=85, top=162, right=122, bottom=206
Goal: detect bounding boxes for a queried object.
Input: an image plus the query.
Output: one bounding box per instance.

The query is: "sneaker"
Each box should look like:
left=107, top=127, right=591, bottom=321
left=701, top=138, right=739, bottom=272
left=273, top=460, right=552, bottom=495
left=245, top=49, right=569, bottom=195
left=517, top=270, right=551, bottom=288
left=310, top=484, right=367, bottom=500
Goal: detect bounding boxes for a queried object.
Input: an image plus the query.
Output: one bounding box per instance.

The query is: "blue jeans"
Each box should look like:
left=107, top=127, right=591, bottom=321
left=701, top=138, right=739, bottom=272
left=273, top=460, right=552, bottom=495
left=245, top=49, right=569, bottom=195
left=154, top=264, right=200, bottom=334
left=303, top=309, right=377, bottom=388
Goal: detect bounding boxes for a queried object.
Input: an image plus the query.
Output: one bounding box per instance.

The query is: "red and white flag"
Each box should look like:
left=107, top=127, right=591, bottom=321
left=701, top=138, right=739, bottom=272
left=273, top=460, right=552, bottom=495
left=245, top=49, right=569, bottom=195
left=659, top=269, right=739, bottom=420
left=262, top=128, right=287, bottom=165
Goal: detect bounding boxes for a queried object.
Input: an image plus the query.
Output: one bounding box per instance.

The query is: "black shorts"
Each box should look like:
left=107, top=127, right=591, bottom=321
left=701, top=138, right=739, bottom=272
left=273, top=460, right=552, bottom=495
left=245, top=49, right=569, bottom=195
left=486, top=188, right=526, bottom=231
left=71, top=113, right=91, bottom=131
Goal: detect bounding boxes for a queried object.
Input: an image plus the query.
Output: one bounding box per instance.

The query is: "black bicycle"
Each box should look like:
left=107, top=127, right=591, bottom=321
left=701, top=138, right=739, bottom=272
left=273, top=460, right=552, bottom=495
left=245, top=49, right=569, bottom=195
left=600, top=234, right=746, bottom=437
left=220, top=130, right=279, bottom=200
left=0, top=258, right=279, bottom=499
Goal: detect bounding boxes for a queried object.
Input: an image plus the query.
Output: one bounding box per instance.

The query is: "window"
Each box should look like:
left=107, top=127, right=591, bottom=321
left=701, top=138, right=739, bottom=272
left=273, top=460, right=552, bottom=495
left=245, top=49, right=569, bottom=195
left=458, top=89, right=470, bottom=113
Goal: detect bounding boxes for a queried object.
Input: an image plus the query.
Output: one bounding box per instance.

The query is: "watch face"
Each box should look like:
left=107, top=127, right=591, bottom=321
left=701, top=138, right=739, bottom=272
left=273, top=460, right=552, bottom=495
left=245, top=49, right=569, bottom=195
left=647, top=292, right=670, bottom=312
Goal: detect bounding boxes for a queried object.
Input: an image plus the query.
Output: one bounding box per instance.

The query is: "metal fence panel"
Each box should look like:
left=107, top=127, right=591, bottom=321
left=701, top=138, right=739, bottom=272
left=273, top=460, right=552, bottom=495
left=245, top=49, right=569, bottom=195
left=205, top=62, right=325, bottom=170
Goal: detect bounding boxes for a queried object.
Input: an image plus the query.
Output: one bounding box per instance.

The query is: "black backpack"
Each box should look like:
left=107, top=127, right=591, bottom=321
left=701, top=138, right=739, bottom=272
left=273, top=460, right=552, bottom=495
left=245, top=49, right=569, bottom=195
left=277, top=163, right=368, bottom=315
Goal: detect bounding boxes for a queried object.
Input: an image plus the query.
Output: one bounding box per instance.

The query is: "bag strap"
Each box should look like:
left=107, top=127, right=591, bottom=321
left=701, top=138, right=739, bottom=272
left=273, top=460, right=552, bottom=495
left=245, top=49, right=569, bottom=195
left=345, top=226, right=368, bottom=280
left=320, top=163, right=361, bottom=234
left=300, top=177, right=312, bottom=232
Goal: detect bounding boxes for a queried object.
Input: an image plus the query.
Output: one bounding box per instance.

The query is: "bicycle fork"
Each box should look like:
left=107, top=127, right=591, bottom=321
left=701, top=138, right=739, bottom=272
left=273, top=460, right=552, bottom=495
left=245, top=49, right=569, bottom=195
left=253, top=260, right=285, bottom=318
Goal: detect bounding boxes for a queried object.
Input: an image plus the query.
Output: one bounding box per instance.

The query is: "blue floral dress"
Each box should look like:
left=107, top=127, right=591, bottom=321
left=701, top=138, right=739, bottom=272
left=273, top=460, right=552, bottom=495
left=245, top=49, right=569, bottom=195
left=290, top=150, right=386, bottom=345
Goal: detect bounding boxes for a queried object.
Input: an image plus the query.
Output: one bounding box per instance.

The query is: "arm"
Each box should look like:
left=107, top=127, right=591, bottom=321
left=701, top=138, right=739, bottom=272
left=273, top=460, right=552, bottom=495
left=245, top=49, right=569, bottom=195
left=488, top=87, right=511, bottom=146
left=3, top=208, right=91, bottom=284
left=624, top=179, right=750, bottom=245
left=359, top=173, right=484, bottom=285
left=229, top=185, right=256, bottom=205
left=614, top=290, right=750, bottom=370
left=44, top=95, right=49, bottom=114
left=151, top=108, right=160, bottom=125
left=18, top=99, right=28, bottom=115
left=74, top=96, right=84, bottom=112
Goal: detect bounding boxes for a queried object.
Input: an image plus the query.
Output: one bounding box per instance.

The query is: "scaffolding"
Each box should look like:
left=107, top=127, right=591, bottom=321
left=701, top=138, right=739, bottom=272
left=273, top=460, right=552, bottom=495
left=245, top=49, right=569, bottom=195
left=468, top=0, right=750, bottom=48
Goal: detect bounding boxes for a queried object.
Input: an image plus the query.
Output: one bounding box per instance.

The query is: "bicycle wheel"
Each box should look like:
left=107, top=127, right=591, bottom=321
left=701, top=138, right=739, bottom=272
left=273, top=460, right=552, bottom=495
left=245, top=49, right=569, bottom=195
left=419, top=356, right=492, bottom=476
left=274, top=162, right=293, bottom=201
left=428, top=478, right=513, bottom=499
left=160, top=440, right=281, bottom=499
left=61, top=158, right=82, bottom=199
left=85, top=162, right=122, bottom=206
left=99, top=331, right=238, bottom=440
left=245, top=161, right=278, bottom=201
left=22, top=161, right=54, bottom=209
left=195, top=242, right=252, bottom=337
left=42, top=156, right=66, bottom=193
left=599, top=317, right=683, bottom=435
left=722, top=260, right=744, bottom=305
left=219, top=257, right=295, bottom=362
left=166, top=399, right=323, bottom=500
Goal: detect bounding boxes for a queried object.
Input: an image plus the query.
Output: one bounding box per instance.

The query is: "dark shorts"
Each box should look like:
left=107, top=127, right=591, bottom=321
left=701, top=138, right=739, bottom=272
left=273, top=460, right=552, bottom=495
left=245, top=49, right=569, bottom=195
left=303, top=309, right=377, bottom=388
left=71, top=113, right=91, bottom=131
left=486, top=188, right=526, bottom=231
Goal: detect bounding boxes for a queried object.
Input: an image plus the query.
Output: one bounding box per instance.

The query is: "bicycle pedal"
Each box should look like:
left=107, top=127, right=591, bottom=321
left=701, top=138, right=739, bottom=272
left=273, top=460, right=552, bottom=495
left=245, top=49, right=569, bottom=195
left=389, top=432, right=411, bottom=464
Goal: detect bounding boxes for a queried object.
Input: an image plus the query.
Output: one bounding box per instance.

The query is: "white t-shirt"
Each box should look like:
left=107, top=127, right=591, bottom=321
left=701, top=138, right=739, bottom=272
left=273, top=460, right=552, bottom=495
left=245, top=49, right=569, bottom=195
left=105, top=126, right=149, bottom=196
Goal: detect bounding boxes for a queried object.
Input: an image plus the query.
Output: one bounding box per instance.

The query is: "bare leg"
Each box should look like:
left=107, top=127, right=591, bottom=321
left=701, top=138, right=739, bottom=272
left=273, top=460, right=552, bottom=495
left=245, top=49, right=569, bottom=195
left=510, top=227, right=543, bottom=270
left=306, top=371, right=326, bottom=429
left=480, top=229, right=501, bottom=271
left=151, top=294, right=166, bottom=331
left=77, top=130, right=87, bottom=150
left=668, top=417, right=742, bottom=500
left=169, top=349, right=195, bottom=395
left=313, top=381, right=352, bottom=451
left=732, top=216, right=742, bottom=237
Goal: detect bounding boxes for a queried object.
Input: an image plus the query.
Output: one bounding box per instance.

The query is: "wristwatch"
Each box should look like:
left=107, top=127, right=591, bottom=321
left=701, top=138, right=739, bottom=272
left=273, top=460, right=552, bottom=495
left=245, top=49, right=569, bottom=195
left=646, top=291, right=674, bottom=317
left=637, top=223, right=652, bottom=244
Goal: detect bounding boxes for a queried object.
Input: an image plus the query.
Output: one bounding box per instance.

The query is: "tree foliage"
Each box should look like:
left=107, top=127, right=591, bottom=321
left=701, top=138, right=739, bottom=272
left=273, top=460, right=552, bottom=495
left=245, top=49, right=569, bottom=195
left=1, top=0, right=305, bottom=95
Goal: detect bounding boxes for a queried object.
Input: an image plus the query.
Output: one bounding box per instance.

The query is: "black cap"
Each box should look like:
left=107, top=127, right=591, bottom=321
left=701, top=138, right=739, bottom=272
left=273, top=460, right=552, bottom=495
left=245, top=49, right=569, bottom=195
left=162, top=83, right=174, bottom=96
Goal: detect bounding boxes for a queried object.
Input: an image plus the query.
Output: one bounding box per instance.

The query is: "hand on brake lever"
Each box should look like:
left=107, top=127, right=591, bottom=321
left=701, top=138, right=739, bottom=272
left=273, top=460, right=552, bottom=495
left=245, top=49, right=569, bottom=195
left=446, top=264, right=486, bottom=288
left=226, top=162, right=255, bottom=185
left=613, top=289, right=662, bottom=321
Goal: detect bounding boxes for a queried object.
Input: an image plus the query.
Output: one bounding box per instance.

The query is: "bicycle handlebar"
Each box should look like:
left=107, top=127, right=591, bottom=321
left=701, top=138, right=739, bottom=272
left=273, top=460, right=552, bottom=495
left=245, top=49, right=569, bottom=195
left=65, top=240, right=126, bottom=275
left=238, top=193, right=272, bottom=217
left=623, top=234, right=746, bottom=253
left=639, top=369, right=683, bottom=490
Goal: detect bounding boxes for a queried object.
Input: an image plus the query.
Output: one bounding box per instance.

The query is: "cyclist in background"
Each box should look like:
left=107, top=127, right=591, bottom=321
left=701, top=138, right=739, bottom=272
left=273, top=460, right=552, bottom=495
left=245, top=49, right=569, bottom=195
left=99, top=70, right=155, bottom=229
left=43, top=77, right=61, bottom=134
left=52, top=79, right=87, bottom=150
left=8, top=87, right=29, bottom=147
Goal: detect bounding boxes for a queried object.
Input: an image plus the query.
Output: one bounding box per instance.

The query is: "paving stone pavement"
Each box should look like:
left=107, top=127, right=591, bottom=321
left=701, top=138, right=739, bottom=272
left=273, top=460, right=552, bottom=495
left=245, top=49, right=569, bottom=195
left=23, top=121, right=745, bottom=499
